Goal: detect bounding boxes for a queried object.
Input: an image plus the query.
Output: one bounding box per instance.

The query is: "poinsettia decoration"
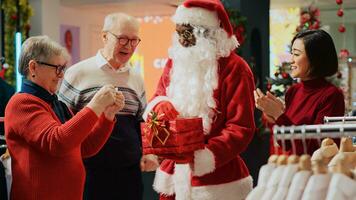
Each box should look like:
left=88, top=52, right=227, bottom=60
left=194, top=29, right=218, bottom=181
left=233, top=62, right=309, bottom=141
left=266, top=62, right=296, bottom=98
left=296, top=5, right=321, bottom=32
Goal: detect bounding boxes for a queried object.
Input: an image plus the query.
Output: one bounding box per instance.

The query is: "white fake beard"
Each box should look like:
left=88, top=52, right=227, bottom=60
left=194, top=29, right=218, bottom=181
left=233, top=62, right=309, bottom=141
left=167, top=33, right=219, bottom=133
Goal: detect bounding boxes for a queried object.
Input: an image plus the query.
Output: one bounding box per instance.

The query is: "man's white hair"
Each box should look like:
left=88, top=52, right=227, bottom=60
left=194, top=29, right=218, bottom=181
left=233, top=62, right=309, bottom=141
left=102, top=12, right=139, bottom=32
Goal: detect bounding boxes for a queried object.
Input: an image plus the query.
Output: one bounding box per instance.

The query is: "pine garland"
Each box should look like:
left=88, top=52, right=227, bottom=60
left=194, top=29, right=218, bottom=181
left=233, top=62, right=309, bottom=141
left=1, top=0, right=33, bottom=86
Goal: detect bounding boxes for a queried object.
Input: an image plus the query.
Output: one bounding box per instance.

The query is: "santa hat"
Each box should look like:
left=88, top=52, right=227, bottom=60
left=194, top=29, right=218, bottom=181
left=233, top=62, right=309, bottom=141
left=172, top=0, right=233, bottom=37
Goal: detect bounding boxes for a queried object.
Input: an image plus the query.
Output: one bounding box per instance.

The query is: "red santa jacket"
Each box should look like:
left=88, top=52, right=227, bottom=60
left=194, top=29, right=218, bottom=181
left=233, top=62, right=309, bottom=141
left=145, top=52, right=256, bottom=200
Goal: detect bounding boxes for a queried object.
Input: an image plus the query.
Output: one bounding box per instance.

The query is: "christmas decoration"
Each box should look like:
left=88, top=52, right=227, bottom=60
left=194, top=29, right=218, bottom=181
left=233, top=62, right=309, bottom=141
left=337, top=8, right=344, bottom=17
left=338, top=24, right=346, bottom=33
left=339, top=49, right=350, bottom=58
left=266, top=62, right=296, bottom=98
left=1, top=0, right=33, bottom=86
left=226, top=9, right=247, bottom=46
left=296, top=5, right=321, bottom=32
left=335, top=0, right=349, bottom=58
left=221, top=0, right=247, bottom=48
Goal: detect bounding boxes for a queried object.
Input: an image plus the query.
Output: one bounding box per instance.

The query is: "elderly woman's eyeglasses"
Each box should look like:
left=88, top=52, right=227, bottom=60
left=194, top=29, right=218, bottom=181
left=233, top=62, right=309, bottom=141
left=37, top=61, right=67, bottom=75
left=107, top=31, right=141, bottom=47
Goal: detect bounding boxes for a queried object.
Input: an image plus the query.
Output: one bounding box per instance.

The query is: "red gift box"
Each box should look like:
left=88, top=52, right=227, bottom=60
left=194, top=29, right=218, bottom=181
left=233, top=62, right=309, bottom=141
left=141, top=112, right=205, bottom=155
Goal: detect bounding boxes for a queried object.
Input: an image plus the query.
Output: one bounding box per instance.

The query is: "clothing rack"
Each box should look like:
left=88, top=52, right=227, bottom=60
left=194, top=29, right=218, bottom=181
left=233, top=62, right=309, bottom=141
left=324, top=116, right=356, bottom=124
left=273, top=124, right=356, bottom=140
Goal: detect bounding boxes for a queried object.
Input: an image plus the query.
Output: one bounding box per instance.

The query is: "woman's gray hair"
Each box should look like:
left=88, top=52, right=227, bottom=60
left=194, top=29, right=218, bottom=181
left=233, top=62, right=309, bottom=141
left=19, top=35, right=70, bottom=76
left=102, top=12, right=139, bottom=32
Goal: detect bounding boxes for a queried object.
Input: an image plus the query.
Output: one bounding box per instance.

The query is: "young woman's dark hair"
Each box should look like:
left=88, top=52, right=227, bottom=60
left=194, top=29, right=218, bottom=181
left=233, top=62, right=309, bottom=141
left=291, top=29, right=338, bottom=78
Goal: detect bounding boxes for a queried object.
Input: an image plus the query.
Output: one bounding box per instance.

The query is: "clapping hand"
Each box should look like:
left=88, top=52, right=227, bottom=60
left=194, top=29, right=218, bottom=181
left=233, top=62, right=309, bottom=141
left=254, top=88, right=285, bottom=121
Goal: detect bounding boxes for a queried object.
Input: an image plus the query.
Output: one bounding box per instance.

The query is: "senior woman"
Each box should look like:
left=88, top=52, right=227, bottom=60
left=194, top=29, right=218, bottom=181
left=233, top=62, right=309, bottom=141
left=4, top=36, right=125, bottom=200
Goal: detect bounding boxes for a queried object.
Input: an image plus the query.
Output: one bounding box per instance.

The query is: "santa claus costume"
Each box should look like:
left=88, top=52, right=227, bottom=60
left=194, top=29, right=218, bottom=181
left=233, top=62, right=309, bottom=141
left=143, top=0, right=256, bottom=199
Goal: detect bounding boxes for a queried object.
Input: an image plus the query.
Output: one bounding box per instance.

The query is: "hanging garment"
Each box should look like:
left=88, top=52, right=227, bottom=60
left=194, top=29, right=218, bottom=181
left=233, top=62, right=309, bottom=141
left=326, top=173, right=356, bottom=200
left=260, top=165, right=286, bottom=200
left=272, top=164, right=299, bottom=200
left=246, top=163, right=276, bottom=200
left=301, top=174, right=331, bottom=200
left=285, top=170, right=312, bottom=200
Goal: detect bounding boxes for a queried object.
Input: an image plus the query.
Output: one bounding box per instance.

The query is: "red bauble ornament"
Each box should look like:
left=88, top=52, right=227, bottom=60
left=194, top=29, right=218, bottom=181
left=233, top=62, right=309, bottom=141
left=336, top=72, right=342, bottom=79
left=267, top=83, right=272, bottom=91
left=0, top=68, right=5, bottom=80
left=336, top=0, right=343, bottom=5
left=11, top=15, right=18, bottom=20
left=282, top=73, right=289, bottom=79
left=339, top=49, right=350, bottom=58
left=337, top=8, right=344, bottom=17
left=338, top=25, right=346, bottom=33
left=311, top=21, right=320, bottom=29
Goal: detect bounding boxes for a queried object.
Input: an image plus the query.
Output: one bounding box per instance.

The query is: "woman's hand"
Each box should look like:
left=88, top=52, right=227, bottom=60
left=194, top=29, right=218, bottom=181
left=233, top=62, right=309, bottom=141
left=87, top=85, right=118, bottom=116
left=103, top=91, right=125, bottom=120
left=254, top=88, right=285, bottom=120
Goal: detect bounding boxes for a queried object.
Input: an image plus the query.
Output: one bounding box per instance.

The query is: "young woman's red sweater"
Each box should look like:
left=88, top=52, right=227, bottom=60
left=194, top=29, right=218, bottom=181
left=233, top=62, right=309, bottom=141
left=275, top=78, right=345, bottom=155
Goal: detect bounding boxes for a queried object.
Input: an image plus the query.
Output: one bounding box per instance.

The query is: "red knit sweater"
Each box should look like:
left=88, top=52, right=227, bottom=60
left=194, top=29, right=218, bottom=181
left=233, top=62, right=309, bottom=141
left=275, top=78, right=345, bottom=155
left=5, top=93, right=115, bottom=200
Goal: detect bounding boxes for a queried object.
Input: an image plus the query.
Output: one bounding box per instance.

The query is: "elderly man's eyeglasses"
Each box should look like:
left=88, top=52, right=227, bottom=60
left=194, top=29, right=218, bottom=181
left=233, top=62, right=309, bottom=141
left=107, top=31, right=141, bottom=47
left=37, top=61, right=67, bottom=75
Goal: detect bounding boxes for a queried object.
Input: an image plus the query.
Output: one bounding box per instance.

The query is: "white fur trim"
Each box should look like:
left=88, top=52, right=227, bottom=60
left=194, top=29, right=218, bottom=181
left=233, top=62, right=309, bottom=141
left=153, top=167, right=175, bottom=196
left=191, top=176, right=253, bottom=200
left=193, top=148, right=215, bottom=177
left=172, top=5, right=219, bottom=28
left=174, top=164, right=192, bottom=200
left=142, top=96, right=170, bottom=121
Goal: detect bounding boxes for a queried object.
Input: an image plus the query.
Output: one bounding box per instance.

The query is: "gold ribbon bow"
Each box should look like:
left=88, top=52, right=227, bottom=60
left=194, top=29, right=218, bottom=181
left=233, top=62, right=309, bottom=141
left=145, top=111, right=170, bottom=145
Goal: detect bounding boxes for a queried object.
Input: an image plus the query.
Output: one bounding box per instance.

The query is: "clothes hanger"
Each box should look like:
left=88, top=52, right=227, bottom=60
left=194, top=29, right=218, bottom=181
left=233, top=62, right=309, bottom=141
left=270, top=127, right=280, bottom=161
left=277, top=126, right=288, bottom=166
left=301, top=125, right=307, bottom=155
left=288, top=126, right=299, bottom=165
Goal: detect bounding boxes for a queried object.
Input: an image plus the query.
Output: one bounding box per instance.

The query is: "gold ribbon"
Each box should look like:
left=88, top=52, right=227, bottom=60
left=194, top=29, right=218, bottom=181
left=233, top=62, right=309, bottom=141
left=145, top=111, right=170, bottom=145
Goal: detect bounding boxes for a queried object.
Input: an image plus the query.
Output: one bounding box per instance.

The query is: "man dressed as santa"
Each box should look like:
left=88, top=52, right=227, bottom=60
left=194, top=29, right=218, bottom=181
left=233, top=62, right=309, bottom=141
left=143, top=0, right=256, bottom=199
